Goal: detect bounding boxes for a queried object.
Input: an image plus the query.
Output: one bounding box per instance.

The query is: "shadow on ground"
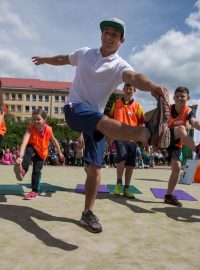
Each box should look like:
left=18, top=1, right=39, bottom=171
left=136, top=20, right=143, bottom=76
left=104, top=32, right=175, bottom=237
left=135, top=178, right=166, bottom=183
left=151, top=206, right=200, bottom=222
left=0, top=204, right=79, bottom=251
left=95, top=193, right=161, bottom=214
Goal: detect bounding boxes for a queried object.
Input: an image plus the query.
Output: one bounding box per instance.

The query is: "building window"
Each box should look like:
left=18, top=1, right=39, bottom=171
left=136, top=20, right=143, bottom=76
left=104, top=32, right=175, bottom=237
left=25, top=106, right=30, bottom=113
left=55, top=96, right=59, bottom=102
left=61, top=96, right=65, bottom=102
left=38, top=106, right=42, bottom=110
left=54, top=107, right=59, bottom=114
left=44, top=106, right=49, bottom=113
left=60, top=107, right=64, bottom=114
left=38, top=95, right=42, bottom=102
left=5, top=93, right=9, bottom=101
left=45, top=95, right=49, bottom=102
left=10, top=105, right=15, bottom=112
left=17, top=105, right=21, bottom=112
left=12, top=94, right=16, bottom=100
left=32, top=106, right=36, bottom=112
left=26, top=94, right=30, bottom=101
left=16, top=116, right=21, bottom=122
left=18, top=94, right=22, bottom=101
left=32, top=95, right=36, bottom=101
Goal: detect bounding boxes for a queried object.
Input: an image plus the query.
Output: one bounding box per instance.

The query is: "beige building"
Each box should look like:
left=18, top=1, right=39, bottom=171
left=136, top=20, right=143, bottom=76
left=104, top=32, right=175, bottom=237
left=0, top=77, right=71, bottom=122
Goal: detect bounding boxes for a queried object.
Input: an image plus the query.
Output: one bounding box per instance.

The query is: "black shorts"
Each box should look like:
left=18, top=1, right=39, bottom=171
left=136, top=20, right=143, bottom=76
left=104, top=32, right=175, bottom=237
left=167, top=145, right=182, bottom=162
left=167, top=128, right=182, bottom=161
left=115, top=140, right=137, bottom=166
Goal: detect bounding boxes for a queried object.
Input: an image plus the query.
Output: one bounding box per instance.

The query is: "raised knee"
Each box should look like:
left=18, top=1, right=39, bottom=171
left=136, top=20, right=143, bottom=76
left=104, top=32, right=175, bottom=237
left=174, top=125, right=186, bottom=137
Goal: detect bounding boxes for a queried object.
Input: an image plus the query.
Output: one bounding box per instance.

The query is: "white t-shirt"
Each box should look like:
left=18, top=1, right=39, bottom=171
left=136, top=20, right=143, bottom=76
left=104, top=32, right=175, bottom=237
left=66, top=47, right=134, bottom=113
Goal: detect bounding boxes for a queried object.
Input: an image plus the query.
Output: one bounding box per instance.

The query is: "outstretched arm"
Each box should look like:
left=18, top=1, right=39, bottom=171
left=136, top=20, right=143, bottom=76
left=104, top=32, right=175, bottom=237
left=32, top=55, right=70, bottom=66
left=190, top=118, right=200, bottom=131
left=50, top=133, right=64, bottom=160
left=16, top=131, right=30, bottom=164
left=122, top=70, right=169, bottom=103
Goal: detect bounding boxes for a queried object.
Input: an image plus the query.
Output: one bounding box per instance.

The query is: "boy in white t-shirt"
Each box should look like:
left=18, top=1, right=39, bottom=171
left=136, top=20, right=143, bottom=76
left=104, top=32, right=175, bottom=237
left=32, top=17, right=170, bottom=233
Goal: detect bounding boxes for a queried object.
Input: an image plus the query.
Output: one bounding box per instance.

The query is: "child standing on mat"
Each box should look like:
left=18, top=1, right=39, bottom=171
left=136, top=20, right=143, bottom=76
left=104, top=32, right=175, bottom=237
left=14, top=109, right=64, bottom=200
left=164, top=86, right=200, bottom=207
left=110, top=83, right=145, bottom=198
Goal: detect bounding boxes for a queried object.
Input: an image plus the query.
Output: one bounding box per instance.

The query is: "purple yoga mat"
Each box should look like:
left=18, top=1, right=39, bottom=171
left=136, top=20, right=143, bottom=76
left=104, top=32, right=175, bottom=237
left=150, top=188, right=198, bottom=201
left=75, top=184, right=109, bottom=193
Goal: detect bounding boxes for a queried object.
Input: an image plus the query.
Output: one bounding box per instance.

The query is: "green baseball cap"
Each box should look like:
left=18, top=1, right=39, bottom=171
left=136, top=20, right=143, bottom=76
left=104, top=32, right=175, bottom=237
left=100, top=17, right=126, bottom=37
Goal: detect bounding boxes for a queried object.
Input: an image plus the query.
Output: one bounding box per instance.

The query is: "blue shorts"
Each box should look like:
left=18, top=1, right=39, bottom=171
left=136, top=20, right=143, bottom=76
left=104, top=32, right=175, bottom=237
left=64, top=103, right=105, bottom=167
left=115, top=140, right=137, bottom=166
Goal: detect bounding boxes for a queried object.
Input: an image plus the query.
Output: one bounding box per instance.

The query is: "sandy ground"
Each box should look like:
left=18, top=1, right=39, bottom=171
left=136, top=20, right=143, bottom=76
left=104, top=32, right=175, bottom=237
left=0, top=164, right=200, bottom=270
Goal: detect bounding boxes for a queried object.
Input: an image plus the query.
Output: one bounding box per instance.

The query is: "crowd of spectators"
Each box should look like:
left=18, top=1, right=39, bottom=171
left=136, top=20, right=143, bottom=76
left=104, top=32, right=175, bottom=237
left=0, top=138, right=170, bottom=168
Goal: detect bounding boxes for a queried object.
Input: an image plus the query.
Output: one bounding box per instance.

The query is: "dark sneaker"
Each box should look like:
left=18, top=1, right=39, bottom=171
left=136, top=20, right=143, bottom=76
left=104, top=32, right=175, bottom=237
left=164, top=194, right=182, bottom=207
left=80, top=210, right=102, bottom=233
left=14, top=163, right=25, bottom=181
left=145, top=95, right=170, bottom=148
left=195, top=144, right=200, bottom=158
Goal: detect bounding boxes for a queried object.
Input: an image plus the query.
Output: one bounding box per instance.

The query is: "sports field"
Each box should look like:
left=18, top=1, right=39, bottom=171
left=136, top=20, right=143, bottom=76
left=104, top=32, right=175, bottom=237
left=0, top=165, right=200, bottom=270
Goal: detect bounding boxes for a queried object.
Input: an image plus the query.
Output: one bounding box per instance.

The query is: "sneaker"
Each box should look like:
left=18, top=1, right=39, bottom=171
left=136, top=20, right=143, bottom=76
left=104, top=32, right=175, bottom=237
left=113, top=183, right=122, bottom=195
left=24, top=191, right=39, bottom=200
left=164, top=194, right=182, bottom=207
left=80, top=210, right=102, bottom=233
left=123, top=188, right=135, bottom=199
left=145, top=95, right=170, bottom=148
left=14, top=163, right=25, bottom=181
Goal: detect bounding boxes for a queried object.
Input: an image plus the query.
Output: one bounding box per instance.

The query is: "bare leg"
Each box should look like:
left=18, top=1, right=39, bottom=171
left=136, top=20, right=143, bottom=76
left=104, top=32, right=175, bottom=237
left=167, top=159, right=181, bottom=195
left=84, top=163, right=101, bottom=211
left=96, top=116, right=148, bottom=143
left=116, top=160, right=126, bottom=180
left=124, top=166, right=134, bottom=186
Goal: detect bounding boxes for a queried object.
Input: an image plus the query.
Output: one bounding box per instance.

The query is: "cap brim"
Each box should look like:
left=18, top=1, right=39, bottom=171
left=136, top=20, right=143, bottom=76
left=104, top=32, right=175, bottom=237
left=100, top=21, right=124, bottom=36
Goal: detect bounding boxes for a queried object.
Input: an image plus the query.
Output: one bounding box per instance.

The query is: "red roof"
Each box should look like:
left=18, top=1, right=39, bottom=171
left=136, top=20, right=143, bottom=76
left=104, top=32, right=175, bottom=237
left=0, top=77, right=72, bottom=90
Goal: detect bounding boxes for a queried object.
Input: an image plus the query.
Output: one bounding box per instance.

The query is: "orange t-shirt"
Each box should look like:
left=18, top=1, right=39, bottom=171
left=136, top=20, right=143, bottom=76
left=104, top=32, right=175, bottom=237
left=28, top=124, right=53, bottom=159
left=110, top=98, right=145, bottom=126
left=169, top=105, right=191, bottom=148
left=0, top=105, right=8, bottom=136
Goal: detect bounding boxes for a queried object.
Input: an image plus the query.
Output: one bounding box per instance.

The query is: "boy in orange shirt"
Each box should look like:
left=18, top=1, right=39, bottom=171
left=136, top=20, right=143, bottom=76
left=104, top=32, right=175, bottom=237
left=165, top=87, right=200, bottom=207
left=14, top=109, right=64, bottom=200
left=109, top=83, right=145, bottom=198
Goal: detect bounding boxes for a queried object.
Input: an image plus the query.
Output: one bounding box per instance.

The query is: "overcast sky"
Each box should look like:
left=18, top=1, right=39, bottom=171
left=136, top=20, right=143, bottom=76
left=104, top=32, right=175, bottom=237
left=0, top=0, right=200, bottom=111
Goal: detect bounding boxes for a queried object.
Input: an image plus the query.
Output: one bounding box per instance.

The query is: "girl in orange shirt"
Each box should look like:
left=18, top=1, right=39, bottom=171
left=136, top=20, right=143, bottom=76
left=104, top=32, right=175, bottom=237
left=0, top=90, right=8, bottom=148
left=14, top=109, right=64, bottom=200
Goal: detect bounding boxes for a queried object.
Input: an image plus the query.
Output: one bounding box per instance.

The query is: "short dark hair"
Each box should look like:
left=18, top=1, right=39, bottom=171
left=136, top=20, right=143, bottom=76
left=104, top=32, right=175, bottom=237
left=174, top=86, right=189, bottom=96
left=124, top=83, right=131, bottom=87
left=32, top=108, right=47, bottom=120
